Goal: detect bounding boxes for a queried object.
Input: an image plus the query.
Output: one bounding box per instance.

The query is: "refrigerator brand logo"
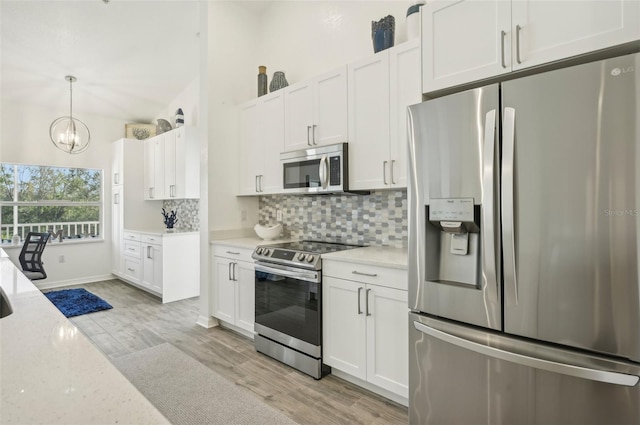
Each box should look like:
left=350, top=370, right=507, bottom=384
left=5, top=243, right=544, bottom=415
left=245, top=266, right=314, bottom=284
left=604, top=209, right=640, bottom=217
left=611, top=66, right=635, bottom=76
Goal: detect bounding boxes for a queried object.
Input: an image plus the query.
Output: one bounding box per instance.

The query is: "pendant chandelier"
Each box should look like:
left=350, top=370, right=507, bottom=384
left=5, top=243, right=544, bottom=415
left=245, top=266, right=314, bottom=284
left=50, top=75, right=91, bottom=154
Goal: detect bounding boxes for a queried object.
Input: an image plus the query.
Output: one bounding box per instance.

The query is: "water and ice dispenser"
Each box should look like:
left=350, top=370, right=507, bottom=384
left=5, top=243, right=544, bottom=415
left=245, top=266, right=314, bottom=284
left=425, top=198, right=481, bottom=288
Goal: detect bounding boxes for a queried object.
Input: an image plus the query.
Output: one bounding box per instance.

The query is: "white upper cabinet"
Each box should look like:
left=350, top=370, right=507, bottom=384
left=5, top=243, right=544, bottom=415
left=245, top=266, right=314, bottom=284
left=163, top=126, right=200, bottom=199
left=511, top=0, right=640, bottom=71
left=349, top=40, right=421, bottom=191
left=144, top=126, right=199, bottom=200
left=422, top=0, right=511, bottom=93
left=389, top=40, right=422, bottom=189
left=422, top=0, right=640, bottom=93
left=284, top=66, right=348, bottom=152
left=144, top=135, right=165, bottom=200
left=238, top=91, right=284, bottom=195
left=348, top=52, right=390, bottom=190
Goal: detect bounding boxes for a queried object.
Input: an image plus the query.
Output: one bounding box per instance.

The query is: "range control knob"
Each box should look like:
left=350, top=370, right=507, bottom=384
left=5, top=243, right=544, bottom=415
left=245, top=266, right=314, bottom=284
left=256, top=248, right=263, bottom=255
left=306, top=255, right=315, bottom=263
left=297, top=253, right=306, bottom=261
left=263, top=248, right=271, bottom=256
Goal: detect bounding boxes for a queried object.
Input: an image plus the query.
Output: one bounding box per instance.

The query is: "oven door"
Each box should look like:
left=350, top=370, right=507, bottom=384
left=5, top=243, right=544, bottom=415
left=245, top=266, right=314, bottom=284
left=254, top=262, right=322, bottom=357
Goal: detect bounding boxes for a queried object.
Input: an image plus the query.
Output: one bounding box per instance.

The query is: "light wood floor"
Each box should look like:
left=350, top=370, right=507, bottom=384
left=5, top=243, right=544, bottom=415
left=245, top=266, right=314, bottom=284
left=54, top=279, right=408, bottom=425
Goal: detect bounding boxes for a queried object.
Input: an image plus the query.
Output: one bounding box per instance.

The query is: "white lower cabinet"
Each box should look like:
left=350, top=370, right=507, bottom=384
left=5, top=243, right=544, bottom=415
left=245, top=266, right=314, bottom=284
left=211, top=244, right=255, bottom=335
left=118, top=231, right=199, bottom=303
left=323, top=260, right=408, bottom=400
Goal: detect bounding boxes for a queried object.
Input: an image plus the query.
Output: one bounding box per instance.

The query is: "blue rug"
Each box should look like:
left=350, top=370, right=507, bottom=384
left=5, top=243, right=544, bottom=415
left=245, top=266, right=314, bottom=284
left=44, top=288, right=113, bottom=318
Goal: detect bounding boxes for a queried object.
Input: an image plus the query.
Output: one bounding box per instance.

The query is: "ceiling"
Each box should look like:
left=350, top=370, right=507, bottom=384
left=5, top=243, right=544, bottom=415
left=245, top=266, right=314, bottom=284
left=1, top=0, right=201, bottom=123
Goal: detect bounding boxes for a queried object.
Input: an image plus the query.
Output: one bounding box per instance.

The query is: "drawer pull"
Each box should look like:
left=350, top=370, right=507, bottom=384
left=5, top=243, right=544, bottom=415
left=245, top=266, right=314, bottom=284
left=127, top=267, right=135, bottom=272
left=352, top=270, right=378, bottom=277
left=226, top=251, right=240, bottom=255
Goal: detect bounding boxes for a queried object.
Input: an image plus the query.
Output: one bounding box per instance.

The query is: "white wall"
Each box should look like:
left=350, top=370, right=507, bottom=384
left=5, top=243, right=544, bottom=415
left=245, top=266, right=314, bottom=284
left=206, top=1, right=261, bottom=234
left=250, top=1, right=413, bottom=103
left=153, top=77, right=200, bottom=128
left=0, top=99, right=125, bottom=287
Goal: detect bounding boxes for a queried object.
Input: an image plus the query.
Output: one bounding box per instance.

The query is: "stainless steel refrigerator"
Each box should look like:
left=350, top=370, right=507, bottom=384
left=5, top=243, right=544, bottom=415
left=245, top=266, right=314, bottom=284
left=407, top=52, right=640, bottom=424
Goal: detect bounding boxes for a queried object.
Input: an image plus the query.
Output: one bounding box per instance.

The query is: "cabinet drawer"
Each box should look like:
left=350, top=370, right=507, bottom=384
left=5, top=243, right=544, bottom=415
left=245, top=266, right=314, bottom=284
left=212, top=244, right=254, bottom=262
left=123, top=257, right=142, bottom=283
left=123, top=241, right=141, bottom=258
left=323, top=260, right=407, bottom=291
left=141, top=234, right=162, bottom=245
left=123, top=231, right=141, bottom=242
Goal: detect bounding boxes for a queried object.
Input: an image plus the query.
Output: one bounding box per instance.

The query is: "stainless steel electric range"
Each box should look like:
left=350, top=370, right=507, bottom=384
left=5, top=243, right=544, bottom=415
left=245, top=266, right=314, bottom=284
left=252, top=240, right=363, bottom=379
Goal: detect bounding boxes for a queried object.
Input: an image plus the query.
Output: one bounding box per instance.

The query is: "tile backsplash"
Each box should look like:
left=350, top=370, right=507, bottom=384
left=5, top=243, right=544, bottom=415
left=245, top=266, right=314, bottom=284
left=162, top=199, right=200, bottom=232
left=259, top=190, right=407, bottom=248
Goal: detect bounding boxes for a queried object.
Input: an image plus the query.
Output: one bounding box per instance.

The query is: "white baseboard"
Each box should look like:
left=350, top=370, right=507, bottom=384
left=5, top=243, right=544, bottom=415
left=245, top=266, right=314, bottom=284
left=197, top=315, right=219, bottom=328
left=330, top=369, right=409, bottom=407
left=35, top=274, right=115, bottom=291
left=217, top=320, right=255, bottom=340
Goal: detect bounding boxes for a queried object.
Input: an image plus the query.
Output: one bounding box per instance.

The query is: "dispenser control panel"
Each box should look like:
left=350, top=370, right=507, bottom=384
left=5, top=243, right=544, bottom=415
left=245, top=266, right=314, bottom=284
left=429, top=198, right=475, bottom=222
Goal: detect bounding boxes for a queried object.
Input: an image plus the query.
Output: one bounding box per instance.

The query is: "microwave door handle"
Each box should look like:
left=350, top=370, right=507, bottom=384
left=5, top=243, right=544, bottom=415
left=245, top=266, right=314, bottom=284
left=319, top=155, right=329, bottom=189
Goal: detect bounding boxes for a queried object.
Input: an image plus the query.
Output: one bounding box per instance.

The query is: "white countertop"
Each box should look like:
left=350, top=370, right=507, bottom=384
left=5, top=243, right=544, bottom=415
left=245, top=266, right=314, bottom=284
left=211, top=237, right=408, bottom=269
left=323, top=246, right=408, bottom=270
left=0, top=249, right=169, bottom=424
left=210, top=237, right=290, bottom=249
left=126, top=228, right=199, bottom=237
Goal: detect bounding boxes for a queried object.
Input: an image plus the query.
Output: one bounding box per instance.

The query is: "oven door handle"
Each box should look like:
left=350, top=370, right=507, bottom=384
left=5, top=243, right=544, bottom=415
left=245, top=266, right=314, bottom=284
left=255, top=262, right=321, bottom=283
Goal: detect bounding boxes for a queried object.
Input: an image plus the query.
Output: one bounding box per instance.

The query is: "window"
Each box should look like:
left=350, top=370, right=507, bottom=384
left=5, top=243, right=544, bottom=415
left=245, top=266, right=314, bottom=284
left=0, top=163, right=102, bottom=243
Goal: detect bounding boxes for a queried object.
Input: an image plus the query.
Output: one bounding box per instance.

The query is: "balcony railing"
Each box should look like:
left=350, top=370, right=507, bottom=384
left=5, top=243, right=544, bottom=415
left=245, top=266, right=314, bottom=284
left=1, top=221, right=101, bottom=242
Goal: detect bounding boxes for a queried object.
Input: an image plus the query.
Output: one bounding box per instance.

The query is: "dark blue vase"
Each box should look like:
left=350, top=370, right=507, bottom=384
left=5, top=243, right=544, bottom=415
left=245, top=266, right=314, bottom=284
left=373, top=28, right=394, bottom=53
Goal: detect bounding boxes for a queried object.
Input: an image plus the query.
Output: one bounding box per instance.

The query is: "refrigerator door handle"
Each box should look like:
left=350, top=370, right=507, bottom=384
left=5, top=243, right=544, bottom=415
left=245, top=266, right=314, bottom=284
left=502, top=107, right=518, bottom=302
left=413, top=321, right=640, bottom=387
left=482, top=109, right=498, bottom=295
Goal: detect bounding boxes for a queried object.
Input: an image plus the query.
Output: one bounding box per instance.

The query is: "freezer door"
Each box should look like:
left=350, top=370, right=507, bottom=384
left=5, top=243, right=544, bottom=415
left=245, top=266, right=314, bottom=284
left=502, top=52, right=640, bottom=361
left=408, top=85, right=502, bottom=330
left=409, top=312, right=640, bottom=425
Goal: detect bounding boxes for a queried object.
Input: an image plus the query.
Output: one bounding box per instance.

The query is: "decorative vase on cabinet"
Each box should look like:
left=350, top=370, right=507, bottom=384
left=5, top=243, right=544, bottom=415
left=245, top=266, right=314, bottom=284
left=270, top=71, right=288, bottom=92
left=258, top=66, right=268, bottom=97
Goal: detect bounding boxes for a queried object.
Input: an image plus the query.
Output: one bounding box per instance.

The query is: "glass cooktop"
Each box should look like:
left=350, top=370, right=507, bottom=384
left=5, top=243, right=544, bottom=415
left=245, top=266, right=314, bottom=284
left=260, top=240, right=365, bottom=254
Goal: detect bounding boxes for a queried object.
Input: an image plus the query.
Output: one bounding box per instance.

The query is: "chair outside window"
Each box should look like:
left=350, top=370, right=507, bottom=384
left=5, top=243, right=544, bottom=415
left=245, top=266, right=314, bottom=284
left=19, top=232, right=50, bottom=281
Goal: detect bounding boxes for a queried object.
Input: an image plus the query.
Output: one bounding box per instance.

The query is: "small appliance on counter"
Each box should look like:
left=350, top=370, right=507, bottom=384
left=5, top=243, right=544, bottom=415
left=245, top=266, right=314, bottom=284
left=252, top=240, right=364, bottom=379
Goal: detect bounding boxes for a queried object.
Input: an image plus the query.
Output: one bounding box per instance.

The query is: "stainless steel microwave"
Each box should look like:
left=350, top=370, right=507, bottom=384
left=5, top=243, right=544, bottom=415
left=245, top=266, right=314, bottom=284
left=280, top=143, right=349, bottom=194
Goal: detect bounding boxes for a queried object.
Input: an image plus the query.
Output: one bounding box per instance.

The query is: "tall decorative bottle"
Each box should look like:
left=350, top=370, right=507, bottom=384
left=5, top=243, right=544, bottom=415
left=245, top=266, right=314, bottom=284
left=258, top=66, right=268, bottom=97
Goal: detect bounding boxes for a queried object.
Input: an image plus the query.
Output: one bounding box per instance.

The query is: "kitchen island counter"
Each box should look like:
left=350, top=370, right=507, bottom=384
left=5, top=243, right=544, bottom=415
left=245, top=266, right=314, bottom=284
left=0, top=249, right=169, bottom=424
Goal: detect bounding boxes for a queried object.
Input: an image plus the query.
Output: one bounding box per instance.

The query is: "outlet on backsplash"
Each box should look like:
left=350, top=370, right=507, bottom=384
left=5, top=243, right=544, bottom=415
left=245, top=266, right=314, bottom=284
left=276, top=210, right=283, bottom=222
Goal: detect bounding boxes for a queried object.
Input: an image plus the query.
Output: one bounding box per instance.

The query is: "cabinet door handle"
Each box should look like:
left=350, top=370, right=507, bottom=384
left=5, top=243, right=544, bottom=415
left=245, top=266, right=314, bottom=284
left=357, top=287, right=363, bottom=314
left=149, top=187, right=154, bottom=199
left=515, top=24, right=522, bottom=64
left=312, top=124, right=317, bottom=145
left=114, top=172, right=119, bottom=185
left=365, top=288, right=372, bottom=316
left=307, top=125, right=312, bottom=146
left=500, top=30, right=507, bottom=69
left=233, top=262, right=237, bottom=281
left=352, top=270, right=378, bottom=277
left=147, top=246, right=152, bottom=259
left=228, top=262, right=233, bottom=281
left=114, top=193, right=119, bottom=204
left=255, top=175, right=259, bottom=193
left=259, top=175, right=263, bottom=192
left=390, top=160, right=396, bottom=185
left=383, top=161, right=388, bottom=185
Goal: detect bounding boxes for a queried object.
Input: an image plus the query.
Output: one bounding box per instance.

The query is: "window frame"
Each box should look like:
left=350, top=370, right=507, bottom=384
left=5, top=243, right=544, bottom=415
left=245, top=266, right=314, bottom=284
left=0, top=163, right=104, bottom=244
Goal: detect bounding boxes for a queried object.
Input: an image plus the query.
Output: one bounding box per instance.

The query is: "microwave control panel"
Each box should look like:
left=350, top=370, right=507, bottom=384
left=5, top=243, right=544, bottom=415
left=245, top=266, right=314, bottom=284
left=329, top=156, right=341, bottom=186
